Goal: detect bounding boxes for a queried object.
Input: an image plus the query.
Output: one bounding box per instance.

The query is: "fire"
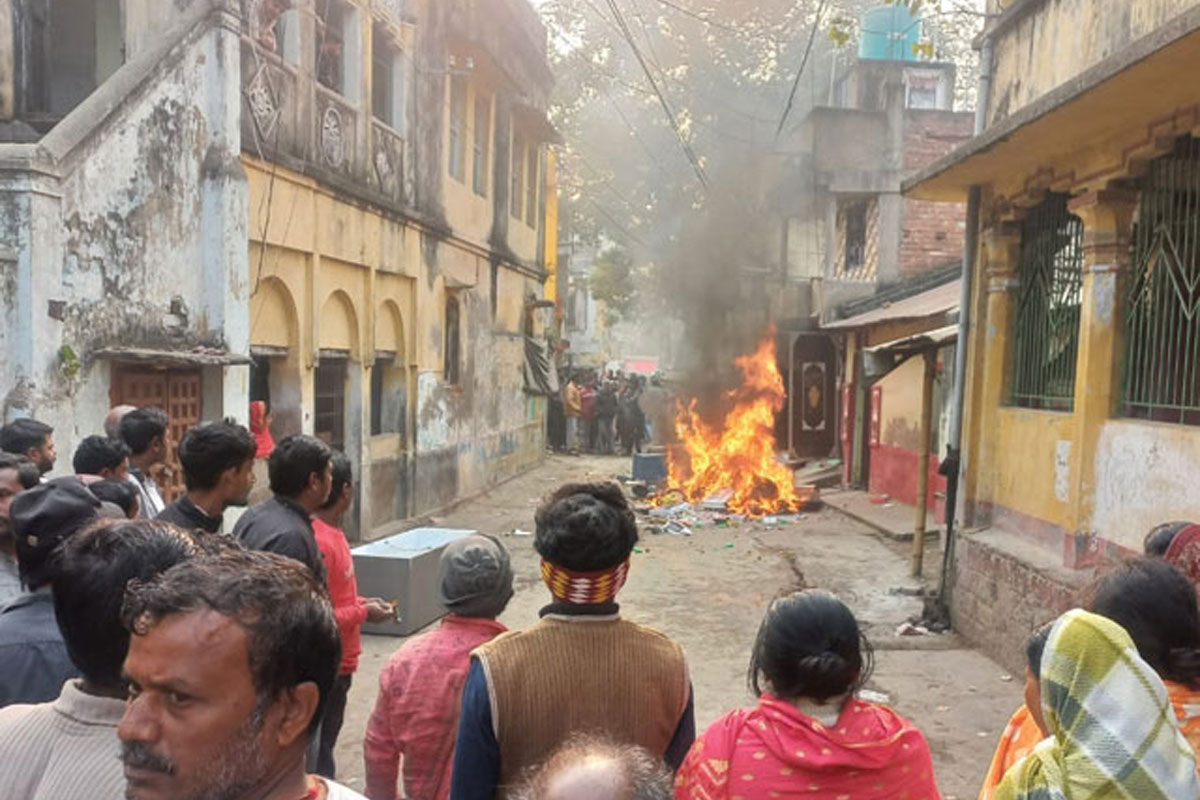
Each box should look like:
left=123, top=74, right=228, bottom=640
left=665, top=333, right=798, bottom=517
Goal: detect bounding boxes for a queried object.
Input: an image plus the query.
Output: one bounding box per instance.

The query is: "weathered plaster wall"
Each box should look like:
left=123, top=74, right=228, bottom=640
left=0, top=1, right=247, bottom=468
left=988, top=0, right=1197, bottom=126
left=1091, top=420, right=1200, bottom=552
left=977, top=408, right=1075, bottom=536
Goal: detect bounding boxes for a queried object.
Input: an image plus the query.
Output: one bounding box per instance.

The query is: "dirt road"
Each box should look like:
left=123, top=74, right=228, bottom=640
left=333, top=455, right=1020, bottom=799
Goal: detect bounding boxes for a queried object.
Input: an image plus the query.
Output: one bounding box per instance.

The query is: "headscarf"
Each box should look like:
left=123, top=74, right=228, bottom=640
left=438, top=533, right=514, bottom=619
left=994, top=609, right=1200, bottom=800
left=675, top=694, right=941, bottom=800
left=249, top=401, right=275, bottom=459
left=1165, top=524, right=1200, bottom=597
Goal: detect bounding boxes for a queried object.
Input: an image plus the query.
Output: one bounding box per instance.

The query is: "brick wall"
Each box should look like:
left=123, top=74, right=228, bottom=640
left=950, top=530, right=1086, bottom=675
left=901, top=111, right=973, bottom=276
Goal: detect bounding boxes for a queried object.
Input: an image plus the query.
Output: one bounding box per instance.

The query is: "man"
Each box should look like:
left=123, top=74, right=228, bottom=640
left=312, top=451, right=393, bottom=778
left=104, top=404, right=137, bottom=440
left=158, top=419, right=257, bottom=535
left=0, top=477, right=101, bottom=706
left=0, top=453, right=40, bottom=605
left=234, top=434, right=333, bottom=581
left=365, top=533, right=514, bottom=800
left=120, top=407, right=171, bottom=517
left=510, top=735, right=674, bottom=800
left=580, top=377, right=598, bottom=452
left=594, top=380, right=618, bottom=455
left=118, top=548, right=368, bottom=799
left=72, top=434, right=131, bottom=480
left=89, top=479, right=141, bottom=519
left=563, top=377, right=582, bottom=454
left=0, top=417, right=56, bottom=475
left=450, top=483, right=695, bottom=800
left=0, top=519, right=196, bottom=798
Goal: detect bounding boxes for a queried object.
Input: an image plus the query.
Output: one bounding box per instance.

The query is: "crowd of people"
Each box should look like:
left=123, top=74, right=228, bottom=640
left=557, top=371, right=665, bottom=456
left=1, top=409, right=1200, bottom=799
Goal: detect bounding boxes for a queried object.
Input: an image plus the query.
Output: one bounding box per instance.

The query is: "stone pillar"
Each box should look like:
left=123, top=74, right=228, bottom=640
left=967, top=221, right=1020, bottom=522
left=1066, top=189, right=1137, bottom=535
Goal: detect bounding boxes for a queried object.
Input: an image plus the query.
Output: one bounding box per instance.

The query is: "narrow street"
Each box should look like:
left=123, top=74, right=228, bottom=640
left=335, top=455, right=1020, bottom=800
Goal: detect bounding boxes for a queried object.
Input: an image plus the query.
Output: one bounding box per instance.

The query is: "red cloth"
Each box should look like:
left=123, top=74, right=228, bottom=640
left=675, top=694, right=941, bottom=800
left=1166, top=525, right=1200, bottom=597
left=250, top=401, right=275, bottom=459
left=364, top=615, right=507, bottom=800
left=580, top=385, right=597, bottom=421
left=313, top=518, right=367, bottom=675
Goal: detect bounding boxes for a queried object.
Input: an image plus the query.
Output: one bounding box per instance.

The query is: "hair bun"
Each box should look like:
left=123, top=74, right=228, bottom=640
left=797, top=651, right=854, bottom=685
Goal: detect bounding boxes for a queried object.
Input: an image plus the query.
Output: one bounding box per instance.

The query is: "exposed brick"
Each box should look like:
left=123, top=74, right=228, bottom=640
left=900, top=111, right=973, bottom=276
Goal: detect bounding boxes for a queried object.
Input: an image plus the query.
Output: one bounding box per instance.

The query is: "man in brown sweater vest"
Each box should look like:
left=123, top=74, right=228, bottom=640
left=449, top=482, right=695, bottom=800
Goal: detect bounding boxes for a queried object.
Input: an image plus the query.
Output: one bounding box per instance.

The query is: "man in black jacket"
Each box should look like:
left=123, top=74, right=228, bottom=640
left=232, top=435, right=332, bottom=582
left=157, top=420, right=256, bottom=535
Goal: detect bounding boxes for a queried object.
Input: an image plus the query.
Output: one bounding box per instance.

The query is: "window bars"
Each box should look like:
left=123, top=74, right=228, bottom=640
left=1122, top=136, right=1200, bottom=425
left=1008, top=194, right=1085, bottom=410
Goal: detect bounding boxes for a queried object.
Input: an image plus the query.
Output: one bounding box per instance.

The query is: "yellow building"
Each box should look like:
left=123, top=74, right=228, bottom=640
left=242, top=0, right=558, bottom=537
left=908, top=0, right=1200, bottom=669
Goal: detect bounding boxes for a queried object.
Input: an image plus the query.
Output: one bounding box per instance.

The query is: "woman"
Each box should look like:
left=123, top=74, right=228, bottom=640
left=675, top=590, right=941, bottom=800
left=1164, top=524, right=1200, bottom=595
left=994, top=609, right=1199, bottom=800
left=977, top=627, right=1051, bottom=800
left=1088, top=557, right=1200, bottom=754
left=249, top=400, right=275, bottom=459
left=1144, top=520, right=1198, bottom=557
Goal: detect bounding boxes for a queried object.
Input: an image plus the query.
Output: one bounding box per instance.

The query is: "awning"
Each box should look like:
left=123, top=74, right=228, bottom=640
left=905, top=7, right=1200, bottom=202
left=865, top=324, right=958, bottom=356
left=513, top=102, right=563, bottom=145
left=823, top=279, right=960, bottom=330
left=91, top=347, right=252, bottom=368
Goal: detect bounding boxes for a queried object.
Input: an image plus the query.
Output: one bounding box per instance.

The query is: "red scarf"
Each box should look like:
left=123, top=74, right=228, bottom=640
left=250, top=401, right=275, bottom=459
left=675, top=694, right=942, bottom=799
left=1165, top=524, right=1200, bottom=602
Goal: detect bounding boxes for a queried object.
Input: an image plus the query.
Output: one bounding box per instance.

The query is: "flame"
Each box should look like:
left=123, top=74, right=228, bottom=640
left=665, top=333, right=798, bottom=517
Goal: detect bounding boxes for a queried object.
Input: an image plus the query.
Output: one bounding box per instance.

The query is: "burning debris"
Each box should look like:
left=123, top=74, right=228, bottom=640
left=664, top=334, right=800, bottom=518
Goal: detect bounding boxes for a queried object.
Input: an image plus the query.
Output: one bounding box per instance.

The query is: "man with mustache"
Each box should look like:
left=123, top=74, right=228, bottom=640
left=118, top=548, right=367, bottom=800
left=0, top=453, right=39, bottom=605
left=0, top=519, right=197, bottom=798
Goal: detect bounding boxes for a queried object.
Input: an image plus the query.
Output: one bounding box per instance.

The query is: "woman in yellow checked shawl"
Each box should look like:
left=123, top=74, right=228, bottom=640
left=994, top=609, right=1200, bottom=800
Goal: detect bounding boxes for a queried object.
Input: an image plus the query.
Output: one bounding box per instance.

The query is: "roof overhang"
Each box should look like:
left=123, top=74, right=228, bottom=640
left=905, top=6, right=1200, bottom=202
left=513, top=102, right=563, bottom=145
left=866, top=324, right=959, bottom=357
left=92, top=347, right=252, bottom=368
left=823, top=279, right=960, bottom=330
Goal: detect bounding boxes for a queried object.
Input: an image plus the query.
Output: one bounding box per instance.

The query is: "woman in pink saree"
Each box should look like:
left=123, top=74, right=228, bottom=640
left=675, top=590, right=941, bottom=800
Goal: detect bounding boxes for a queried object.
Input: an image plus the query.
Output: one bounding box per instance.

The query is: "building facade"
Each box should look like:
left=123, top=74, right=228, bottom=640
left=908, top=0, right=1200, bottom=671
left=0, top=0, right=557, bottom=537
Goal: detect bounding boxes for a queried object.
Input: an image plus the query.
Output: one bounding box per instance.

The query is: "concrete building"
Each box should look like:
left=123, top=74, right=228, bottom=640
left=0, top=0, right=558, bottom=537
left=772, top=25, right=972, bottom=467
left=907, top=0, right=1200, bottom=672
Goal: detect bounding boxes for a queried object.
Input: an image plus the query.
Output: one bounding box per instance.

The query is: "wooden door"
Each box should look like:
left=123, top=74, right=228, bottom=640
left=110, top=366, right=202, bottom=504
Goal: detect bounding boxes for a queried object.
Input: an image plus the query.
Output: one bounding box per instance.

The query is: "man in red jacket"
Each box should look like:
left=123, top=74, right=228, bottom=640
left=312, top=452, right=393, bottom=779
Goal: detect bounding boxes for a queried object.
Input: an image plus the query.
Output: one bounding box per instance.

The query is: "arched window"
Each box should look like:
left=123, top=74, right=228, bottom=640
left=444, top=296, right=461, bottom=384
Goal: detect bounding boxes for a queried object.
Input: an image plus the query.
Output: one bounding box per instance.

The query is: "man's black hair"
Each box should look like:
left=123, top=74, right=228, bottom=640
left=0, top=418, right=53, bottom=456
left=748, top=589, right=874, bottom=702
left=178, top=419, right=257, bottom=491
left=0, top=452, right=41, bottom=490
left=318, top=450, right=353, bottom=511
left=72, top=435, right=130, bottom=476
left=11, top=477, right=102, bottom=590
left=267, top=435, right=332, bottom=499
left=122, top=548, right=340, bottom=734
left=53, top=519, right=196, bottom=690
left=89, top=479, right=139, bottom=517
left=119, top=408, right=169, bottom=456
left=534, top=482, right=638, bottom=571
left=1088, top=557, right=1200, bottom=688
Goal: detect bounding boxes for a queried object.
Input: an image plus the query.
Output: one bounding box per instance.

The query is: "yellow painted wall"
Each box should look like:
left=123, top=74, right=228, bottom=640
left=544, top=147, right=559, bottom=305
left=876, top=355, right=927, bottom=450
left=442, top=58, right=496, bottom=247
left=507, top=133, right=540, bottom=263
left=989, top=0, right=1194, bottom=127
left=979, top=408, right=1076, bottom=530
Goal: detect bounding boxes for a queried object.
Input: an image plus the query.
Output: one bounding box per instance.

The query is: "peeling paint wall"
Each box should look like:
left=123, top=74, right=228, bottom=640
left=0, top=3, right=247, bottom=465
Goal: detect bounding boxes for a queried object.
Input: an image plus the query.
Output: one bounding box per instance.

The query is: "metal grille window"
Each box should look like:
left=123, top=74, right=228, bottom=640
left=1008, top=194, right=1084, bottom=410
left=315, top=357, right=347, bottom=452
left=1122, top=136, right=1200, bottom=424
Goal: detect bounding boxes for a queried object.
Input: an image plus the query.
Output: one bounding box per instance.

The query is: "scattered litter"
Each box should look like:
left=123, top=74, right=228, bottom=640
left=889, top=587, right=926, bottom=597
left=760, top=516, right=780, bottom=526
left=510, top=528, right=533, bottom=537
left=723, top=542, right=735, bottom=549
left=702, top=489, right=733, bottom=510
left=976, top=731, right=989, bottom=738
left=936, top=705, right=950, bottom=713
left=632, top=546, right=645, bottom=554
left=896, top=622, right=931, bottom=637
left=664, top=521, right=693, bottom=536
left=999, top=674, right=1014, bottom=683
left=858, top=689, right=890, bottom=704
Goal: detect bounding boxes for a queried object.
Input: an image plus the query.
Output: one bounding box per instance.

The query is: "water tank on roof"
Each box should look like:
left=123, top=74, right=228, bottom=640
left=858, top=4, right=921, bottom=62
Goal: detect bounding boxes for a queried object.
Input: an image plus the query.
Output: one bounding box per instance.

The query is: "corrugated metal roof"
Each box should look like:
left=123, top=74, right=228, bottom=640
left=865, top=324, right=959, bottom=355
left=823, top=279, right=960, bottom=330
